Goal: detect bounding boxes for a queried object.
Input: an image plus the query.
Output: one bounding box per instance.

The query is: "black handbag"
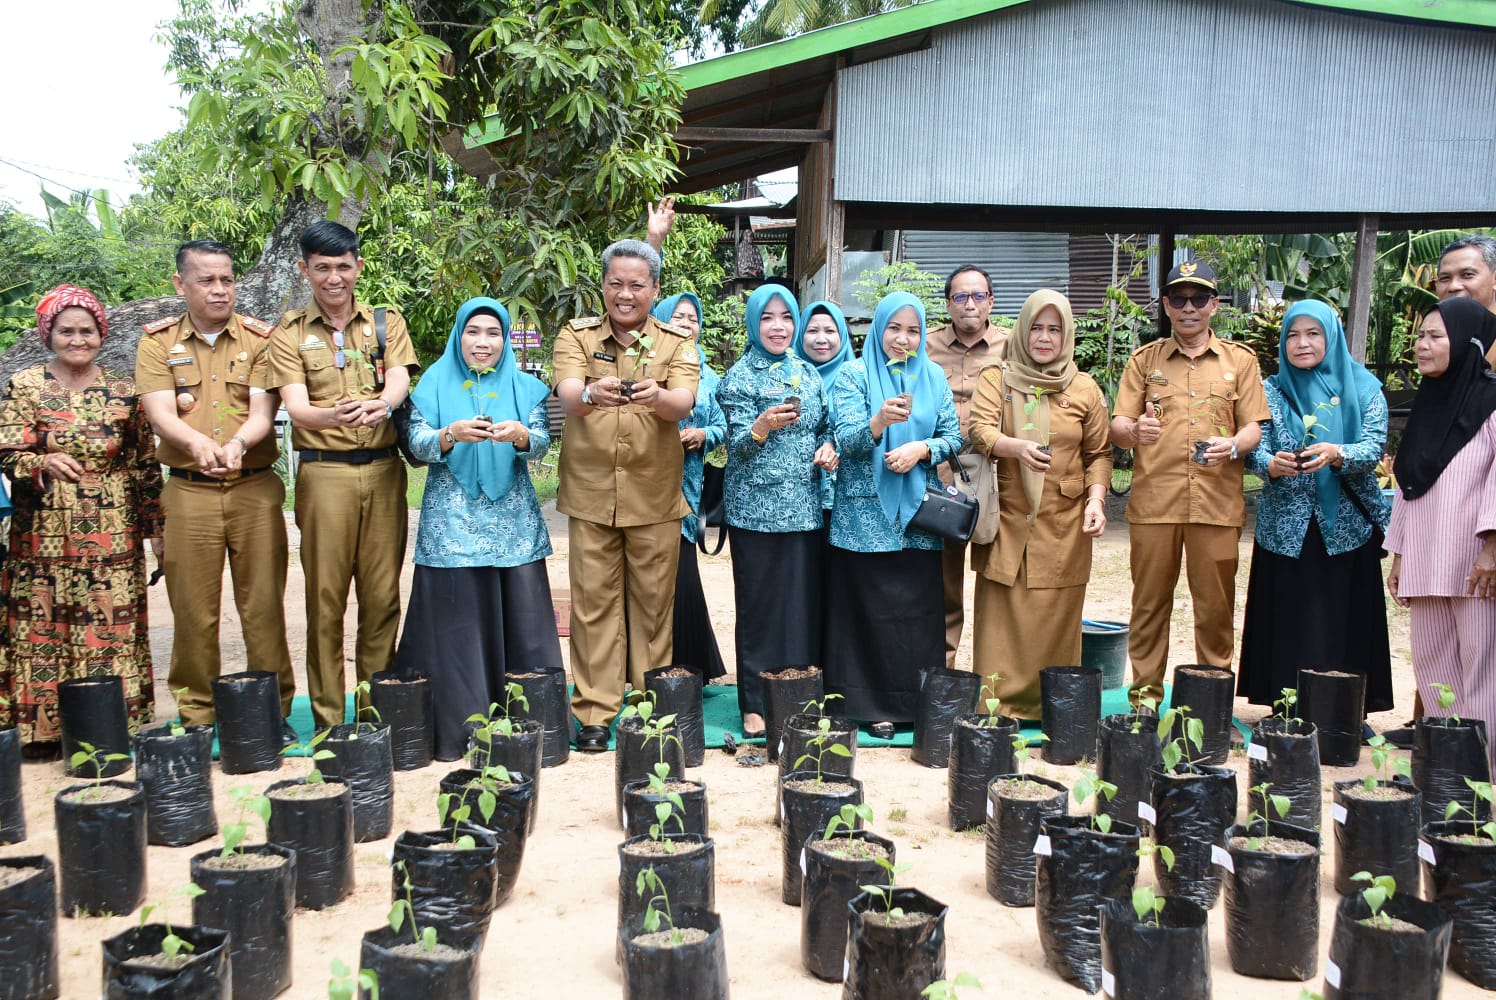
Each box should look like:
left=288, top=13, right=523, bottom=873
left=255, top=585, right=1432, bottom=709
left=373, top=306, right=425, bottom=468
left=907, top=457, right=979, bottom=543
left=697, top=461, right=727, bottom=556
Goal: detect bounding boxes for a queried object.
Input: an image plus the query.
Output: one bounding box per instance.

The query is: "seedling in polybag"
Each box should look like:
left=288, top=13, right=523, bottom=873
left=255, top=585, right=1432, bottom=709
left=800, top=691, right=843, bottom=717
left=281, top=727, right=334, bottom=783
left=1351, top=871, right=1397, bottom=930
left=328, top=958, right=379, bottom=1000
left=858, top=855, right=914, bottom=917
left=139, top=882, right=206, bottom=959
left=1245, top=782, right=1292, bottom=851
left=351, top=680, right=382, bottom=737
left=170, top=686, right=190, bottom=737
left=1131, top=838, right=1175, bottom=926
left=1273, top=687, right=1298, bottom=722
left=466, top=682, right=531, bottom=764
left=219, top=785, right=272, bottom=860
left=977, top=675, right=1005, bottom=727
left=1072, top=770, right=1117, bottom=834
left=620, top=689, right=682, bottom=775
left=1363, top=734, right=1411, bottom=792
left=923, top=972, right=983, bottom=999
left=389, top=860, right=438, bottom=953
left=795, top=716, right=852, bottom=785
left=1430, top=682, right=1461, bottom=726
left=1129, top=687, right=1159, bottom=735
left=1010, top=732, right=1047, bottom=779
left=1443, top=778, right=1496, bottom=842
left=69, top=740, right=130, bottom=790
left=1158, top=704, right=1205, bottom=773
left=436, top=791, right=480, bottom=849
left=823, top=802, right=874, bottom=840
left=645, top=761, right=687, bottom=851
left=457, top=764, right=511, bottom=830
left=636, top=865, right=684, bottom=946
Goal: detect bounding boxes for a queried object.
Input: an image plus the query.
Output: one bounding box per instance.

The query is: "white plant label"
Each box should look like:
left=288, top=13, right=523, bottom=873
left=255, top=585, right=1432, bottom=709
left=986, top=797, right=995, bottom=819
left=778, top=738, right=785, bottom=757
left=1419, top=839, right=1437, bottom=865
left=1325, top=960, right=1342, bottom=989
left=1211, top=844, right=1235, bottom=872
left=1101, top=968, right=1116, bottom=996
left=620, top=804, right=627, bottom=829
left=1137, top=802, right=1156, bottom=824
left=1033, top=834, right=1052, bottom=856
left=800, top=847, right=807, bottom=876
left=842, top=956, right=849, bottom=981
left=780, top=799, right=786, bottom=822
left=1331, top=803, right=1348, bottom=825
left=1247, top=741, right=1268, bottom=761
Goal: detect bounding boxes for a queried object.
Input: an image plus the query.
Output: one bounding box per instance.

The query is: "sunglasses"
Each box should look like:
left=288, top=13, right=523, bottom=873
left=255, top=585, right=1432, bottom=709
left=332, top=330, right=346, bottom=369
left=1167, top=292, right=1215, bottom=310
left=950, top=292, right=990, bottom=306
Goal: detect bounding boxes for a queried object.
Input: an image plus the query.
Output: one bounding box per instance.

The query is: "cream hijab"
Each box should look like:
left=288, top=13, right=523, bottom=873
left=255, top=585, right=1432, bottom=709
left=1001, top=289, right=1079, bottom=515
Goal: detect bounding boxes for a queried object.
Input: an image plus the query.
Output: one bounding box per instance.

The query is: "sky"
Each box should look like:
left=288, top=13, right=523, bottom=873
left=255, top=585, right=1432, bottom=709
left=0, top=0, right=186, bottom=221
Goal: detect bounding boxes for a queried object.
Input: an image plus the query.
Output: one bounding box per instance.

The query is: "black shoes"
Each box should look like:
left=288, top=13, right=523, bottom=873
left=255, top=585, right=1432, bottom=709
left=1380, top=726, right=1415, bottom=750
left=575, top=725, right=610, bottom=753
left=281, top=720, right=299, bottom=747
left=869, top=722, right=896, bottom=741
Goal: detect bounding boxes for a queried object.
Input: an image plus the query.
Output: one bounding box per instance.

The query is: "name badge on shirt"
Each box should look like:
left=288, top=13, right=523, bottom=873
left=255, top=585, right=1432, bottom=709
left=764, top=386, right=785, bottom=397
left=300, top=340, right=327, bottom=352
left=167, top=357, right=193, bottom=367
left=593, top=351, right=616, bottom=362
left=1146, top=370, right=1168, bottom=386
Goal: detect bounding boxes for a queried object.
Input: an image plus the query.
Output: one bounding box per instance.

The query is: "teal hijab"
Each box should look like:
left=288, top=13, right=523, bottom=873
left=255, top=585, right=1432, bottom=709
left=794, top=300, right=853, bottom=404
left=745, top=284, right=800, bottom=361
left=411, top=296, right=551, bottom=502
left=1268, top=299, right=1381, bottom=531
left=865, top=292, right=939, bottom=528
left=652, top=292, right=708, bottom=368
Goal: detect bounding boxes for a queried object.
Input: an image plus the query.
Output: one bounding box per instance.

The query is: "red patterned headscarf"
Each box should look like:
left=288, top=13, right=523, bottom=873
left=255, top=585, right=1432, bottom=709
left=36, top=284, right=109, bottom=347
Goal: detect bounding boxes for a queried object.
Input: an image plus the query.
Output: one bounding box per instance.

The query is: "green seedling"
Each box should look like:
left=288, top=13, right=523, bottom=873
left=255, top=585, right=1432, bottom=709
left=69, top=740, right=130, bottom=790
left=922, top=972, right=983, bottom=999
left=768, top=349, right=808, bottom=397
left=456, top=764, right=511, bottom=831
left=139, top=882, right=206, bottom=960
left=281, top=727, right=334, bottom=784
left=1298, top=399, right=1337, bottom=450
left=1010, top=732, right=1047, bottom=779
left=1019, top=386, right=1051, bottom=445
left=389, top=860, right=438, bottom=953
left=645, top=761, right=686, bottom=851
left=338, top=346, right=379, bottom=392
left=169, top=686, right=190, bottom=737
left=1129, top=686, right=1160, bottom=734
left=436, top=790, right=481, bottom=849
left=1351, top=871, right=1398, bottom=930
left=636, top=865, right=683, bottom=946
left=800, top=692, right=843, bottom=718
left=794, top=716, right=853, bottom=785
left=1131, top=838, right=1175, bottom=926
left=1443, top=778, right=1496, bottom=842
left=1245, top=782, right=1292, bottom=851
left=1431, top=682, right=1461, bottom=726
left=823, top=802, right=874, bottom=840
left=461, top=362, right=500, bottom=419
left=858, top=855, right=914, bottom=917
left=350, top=680, right=381, bottom=737
left=1189, top=396, right=1230, bottom=437
left=466, top=682, right=531, bottom=765
left=1073, top=770, right=1117, bottom=834
left=623, top=334, right=657, bottom=381
left=1273, top=687, right=1298, bottom=722
left=1158, top=704, right=1205, bottom=772
left=328, top=958, right=379, bottom=1000
left=885, top=343, right=919, bottom=381
left=977, top=675, right=1005, bottom=728
left=1363, top=734, right=1411, bottom=792
left=621, top=689, right=682, bottom=779
left=219, top=784, right=272, bottom=860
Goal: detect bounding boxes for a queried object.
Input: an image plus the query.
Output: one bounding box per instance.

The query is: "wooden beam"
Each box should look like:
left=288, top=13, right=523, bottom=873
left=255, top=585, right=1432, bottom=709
left=1158, top=227, right=1176, bottom=340
left=1346, top=213, right=1380, bottom=362
left=675, top=126, right=831, bottom=144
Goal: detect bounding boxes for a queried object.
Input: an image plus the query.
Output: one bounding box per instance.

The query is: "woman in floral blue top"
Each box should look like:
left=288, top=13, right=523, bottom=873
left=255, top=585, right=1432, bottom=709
left=1238, top=299, right=1392, bottom=717
left=825, top=292, right=961, bottom=737
left=716, top=283, right=838, bottom=737
left=393, top=296, right=562, bottom=760
left=795, top=299, right=854, bottom=515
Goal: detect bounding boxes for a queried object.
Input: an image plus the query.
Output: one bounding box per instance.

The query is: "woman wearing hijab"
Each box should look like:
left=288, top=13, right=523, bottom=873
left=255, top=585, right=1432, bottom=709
left=966, top=290, right=1110, bottom=720
left=794, top=299, right=854, bottom=515
left=716, top=283, right=838, bottom=737
left=1238, top=300, right=1392, bottom=716
left=825, top=291, right=961, bottom=738
left=1385, top=297, right=1496, bottom=771
left=0, top=285, right=163, bottom=756
left=653, top=291, right=728, bottom=680
left=393, top=296, right=561, bottom=760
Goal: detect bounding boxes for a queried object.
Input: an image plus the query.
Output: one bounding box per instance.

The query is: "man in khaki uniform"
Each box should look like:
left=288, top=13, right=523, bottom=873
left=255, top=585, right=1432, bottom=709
left=554, top=239, right=699, bottom=751
left=1110, top=261, right=1268, bottom=701
left=136, top=239, right=295, bottom=728
left=268, top=221, right=419, bottom=729
left=924, top=265, right=1009, bottom=667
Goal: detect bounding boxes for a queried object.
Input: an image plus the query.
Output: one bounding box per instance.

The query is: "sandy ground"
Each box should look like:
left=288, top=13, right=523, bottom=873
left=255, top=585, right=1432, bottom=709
left=6, top=495, right=1483, bottom=999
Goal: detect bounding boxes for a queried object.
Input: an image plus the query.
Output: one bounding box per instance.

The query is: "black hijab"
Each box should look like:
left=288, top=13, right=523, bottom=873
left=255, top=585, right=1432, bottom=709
left=1394, top=297, right=1496, bottom=499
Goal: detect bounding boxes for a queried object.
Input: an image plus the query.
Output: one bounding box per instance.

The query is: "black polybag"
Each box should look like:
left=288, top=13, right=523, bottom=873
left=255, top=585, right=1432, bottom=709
left=266, top=777, right=354, bottom=910
left=212, top=670, right=283, bottom=774
left=984, top=774, right=1067, bottom=907
left=1421, top=819, right=1496, bottom=989
left=58, top=676, right=131, bottom=778
left=1223, top=819, right=1319, bottom=980
left=911, top=668, right=981, bottom=768
left=55, top=780, right=146, bottom=917
left=800, top=830, right=894, bottom=981
left=763, top=666, right=823, bottom=761
left=1035, top=815, right=1141, bottom=993
left=646, top=667, right=706, bottom=767
left=617, top=834, right=715, bottom=930
left=1150, top=763, right=1237, bottom=910
left=392, top=826, right=498, bottom=941
left=619, top=906, right=728, bottom=1000
left=0, top=727, right=25, bottom=845
left=1324, top=890, right=1453, bottom=1000
left=321, top=723, right=394, bottom=843
left=776, top=714, right=856, bottom=825
left=1100, top=896, right=1211, bottom=1000
left=1248, top=717, right=1322, bottom=829
left=508, top=669, right=570, bottom=767
left=191, top=843, right=295, bottom=1000
left=358, top=925, right=481, bottom=1000
left=0, top=856, right=58, bottom=1000
left=947, top=715, right=1017, bottom=831
left=1169, top=664, right=1235, bottom=765
left=1040, top=665, right=1101, bottom=765
left=1096, top=713, right=1161, bottom=827
left=471, top=720, right=543, bottom=835
left=780, top=771, right=863, bottom=905
left=615, top=718, right=684, bottom=824
left=134, top=724, right=217, bottom=847
left=1412, top=716, right=1491, bottom=827
left=622, top=778, right=708, bottom=839
left=102, top=924, right=230, bottom=999
left=843, top=887, right=947, bottom=1000
left=437, top=768, right=532, bottom=906
left=369, top=670, right=434, bottom=771
left=1298, top=667, right=1365, bottom=767
left=1331, top=777, right=1421, bottom=896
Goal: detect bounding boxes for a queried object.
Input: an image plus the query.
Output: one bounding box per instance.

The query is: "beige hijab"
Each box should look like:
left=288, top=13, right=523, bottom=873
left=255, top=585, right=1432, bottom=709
left=1001, top=289, right=1079, bottom=515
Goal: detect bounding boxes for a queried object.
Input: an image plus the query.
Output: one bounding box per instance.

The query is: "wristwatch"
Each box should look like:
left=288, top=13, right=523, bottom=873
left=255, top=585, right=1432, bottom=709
left=229, top=434, right=248, bottom=451
left=1229, top=440, right=1239, bottom=461
left=384, top=402, right=394, bottom=421
left=581, top=385, right=596, bottom=407
left=443, top=427, right=456, bottom=446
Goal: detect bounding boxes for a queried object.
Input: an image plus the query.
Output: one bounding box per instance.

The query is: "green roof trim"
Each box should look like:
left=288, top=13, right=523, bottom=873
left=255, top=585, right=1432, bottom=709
left=1285, top=0, right=1496, bottom=29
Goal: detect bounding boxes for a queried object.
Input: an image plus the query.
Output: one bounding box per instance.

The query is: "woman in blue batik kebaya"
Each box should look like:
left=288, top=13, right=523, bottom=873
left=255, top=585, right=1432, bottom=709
left=716, top=283, right=838, bottom=738
left=794, top=299, right=854, bottom=518
left=393, top=296, right=562, bottom=760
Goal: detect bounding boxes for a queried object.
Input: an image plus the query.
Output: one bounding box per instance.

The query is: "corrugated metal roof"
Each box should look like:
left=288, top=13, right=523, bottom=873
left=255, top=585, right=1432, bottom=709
left=900, top=231, right=1070, bottom=316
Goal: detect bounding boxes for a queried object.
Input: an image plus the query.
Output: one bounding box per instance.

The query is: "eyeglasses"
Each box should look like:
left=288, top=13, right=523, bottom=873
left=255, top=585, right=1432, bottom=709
left=950, top=292, right=990, bottom=306
left=332, top=330, right=346, bottom=369
left=1166, top=292, right=1214, bottom=310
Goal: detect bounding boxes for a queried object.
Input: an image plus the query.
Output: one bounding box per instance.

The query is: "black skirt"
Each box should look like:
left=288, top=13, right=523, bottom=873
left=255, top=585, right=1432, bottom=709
left=822, top=545, right=945, bottom=723
left=730, top=526, right=825, bottom=715
left=394, top=561, right=563, bottom=761
left=672, top=538, right=727, bottom=680
left=1237, top=518, right=1393, bottom=713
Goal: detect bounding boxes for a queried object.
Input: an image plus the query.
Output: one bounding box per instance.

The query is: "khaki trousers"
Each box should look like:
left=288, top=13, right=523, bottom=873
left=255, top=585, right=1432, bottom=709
left=295, top=457, right=407, bottom=728
left=162, top=471, right=294, bottom=724
left=568, top=517, right=679, bottom=728
left=1127, top=522, right=1240, bottom=701
left=941, top=539, right=968, bottom=668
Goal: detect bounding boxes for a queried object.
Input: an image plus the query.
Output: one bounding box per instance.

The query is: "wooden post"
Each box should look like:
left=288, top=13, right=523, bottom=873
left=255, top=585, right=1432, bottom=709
left=1347, top=213, right=1379, bottom=362
left=1158, top=225, right=1176, bottom=340
left=822, top=59, right=845, bottom=303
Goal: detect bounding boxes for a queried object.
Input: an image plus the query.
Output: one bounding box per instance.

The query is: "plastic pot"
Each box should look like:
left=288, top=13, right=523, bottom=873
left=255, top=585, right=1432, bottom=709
left=0, top=727, right=25, bottom=845
left=58, top=676, right=131, bottom=778
left=780, top=771, right=863, bottom=906
left=843, top=887, right=948, bottom=1000
left=1412, top=716, right=1491, bottom=827
left=508, top=669, right=571, bottom=768
left=358, top=925, right=481, bottom=1000
left=1034, top=814, right=1142, bottom=993
left=1149, top=763, right=1237, bottom=910
left=762, top=666, right=823, bottom=761
left=776, top=714, right=857, bottom=826
left=1040, top=665, right=1101, bottom=765
left=617, top=834, right=715, bottom=931
left=1420, top=819, right=1496, bottom=989
left=212, top=670, right=284, bottom=775
left=622, top=778, right=708, bottom=839
left=0, top=856, right=58, bottom=1000
left=620, top=906, right=728, bottom=1000
left=800, top=830, right=895, bottom=981
left=133, top=724, right=217, bottom=847
left=1248, top=717, right=1322, bottom=830
left=946, top=715, right=1017, bottom=831
left=369, top=671, right=434, bottom=771
left=1298, top=668, right=1366, bottom=767
left=191, top=843, right=296, bottom=1000
left=1100, top=896, right=1211, bottom=1000
left=1332, top=777, right=1421, bottom=896
left=470, top=720, right=543, bottom=836
left=55, top=780, right=145, bottom=917
left=437, top=769, right=532, bottom=907
left=984, top=774, right=1068, bottom=907
left=911, top=667, right=981, bottom=768
left=321, top=723, right=394, bottom=843
left=1096, top=712, right=1161, bottom=828
left=646, top=667, right=706, bottom=767
left=102, top=924, right=230, bottom=999
left=1081, top=619, right=1130, bottom=690
left=391, top=827, right=499, bottom=942
left=1323, top=890, right=1453, bottom=999
left=614, top=718, right=684, bottom=825
left=1169, top=664, right=1235, bottom=765
left=1223, top=819, right=1320, bottom=980
left=266, top=777, right=354, bottom=910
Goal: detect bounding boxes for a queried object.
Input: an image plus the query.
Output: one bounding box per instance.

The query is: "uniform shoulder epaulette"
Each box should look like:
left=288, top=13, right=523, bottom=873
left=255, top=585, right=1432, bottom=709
left=659, top=321, right=689, bottom=338
left=1221, top=338, right=1259, bottom=358
left=571, top=316, right=604, bottom=330
left=239, top=315, right=274, bottom=337
left=142, top=316, right=178, bottom=336
left=277, top=308, right=306, bottom=329
left=1129, top=339, right=1160, bottom=359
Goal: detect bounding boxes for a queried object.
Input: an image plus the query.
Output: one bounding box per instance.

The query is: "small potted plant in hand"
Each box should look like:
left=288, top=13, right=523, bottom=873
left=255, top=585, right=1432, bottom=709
left=1188, top=397, right=1229, bottom=465
left=769, top=349, right=809, bottom=414
left=1020, top=386, right=1052, bottom=457
left=888, top=343, right=919, bottom=405
left=1295, top=399, right=1337, bottom=470
left=461, top=363, right=499, bottom=429
left=621, top=333, right=656, bottom=398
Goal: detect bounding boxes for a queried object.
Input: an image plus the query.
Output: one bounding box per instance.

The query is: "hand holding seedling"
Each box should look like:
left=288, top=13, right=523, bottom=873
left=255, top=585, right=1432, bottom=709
left=754, top=402, right=800, bottom=437
left=1134, top=401, right=1162, bottom=445
left=1012, top=439, right=1052, bottom=473
left=445, top=418, right=502, bottom=444
left=487, top=420, right=529, bottom=447
left=872, top=393, right=912, bottom=433
left=624, top=377, right=662, bottom=408
left=331, top=398, right=366, bottom=427
left=1293, top=442, right=1341, bottom=474
left=1197, top=434, right=1237, bottom=466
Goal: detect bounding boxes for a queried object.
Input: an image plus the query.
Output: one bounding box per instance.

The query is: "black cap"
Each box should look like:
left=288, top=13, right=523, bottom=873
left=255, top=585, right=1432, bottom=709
left=1165, top=260, right=1218, bottom=292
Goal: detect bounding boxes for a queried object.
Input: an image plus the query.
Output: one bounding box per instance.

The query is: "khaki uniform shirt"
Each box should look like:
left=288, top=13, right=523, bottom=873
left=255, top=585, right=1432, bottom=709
left=135, top=312, right=279, bottom=472
left=553, top=314, right=699, bottom=527
left=926, top=320, right=1009, bottom=485
left=1114, top=332, right=1270, bottom=527
left=268, top=300, right=419, bottom=452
